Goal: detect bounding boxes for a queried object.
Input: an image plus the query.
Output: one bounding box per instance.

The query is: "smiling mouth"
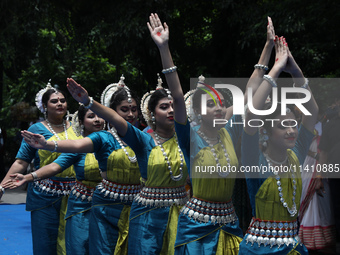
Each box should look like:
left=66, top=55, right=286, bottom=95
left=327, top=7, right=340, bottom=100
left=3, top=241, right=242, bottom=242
left=167, top=116, right=174, bottom=120
left=127, top=119, right=134, bottom=123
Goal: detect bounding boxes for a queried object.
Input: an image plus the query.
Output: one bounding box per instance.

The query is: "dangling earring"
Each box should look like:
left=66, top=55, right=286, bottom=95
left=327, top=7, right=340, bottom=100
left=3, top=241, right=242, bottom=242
left=262, top=128, right=268, bottom=147
left=44, top=108, right=47, bottom=120
left=197, top=113, right=202, bottom=122
left=151, top=112, right=156, bottom=126
left=80, top=124, right=84, bottom=136
left=103, top=122, right=106, bottom=130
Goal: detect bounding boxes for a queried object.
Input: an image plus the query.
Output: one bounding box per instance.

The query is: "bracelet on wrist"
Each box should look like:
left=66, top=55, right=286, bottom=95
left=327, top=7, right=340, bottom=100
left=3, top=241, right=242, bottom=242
left=263, top=75, right=277, bottom=87
left=80, top=96, right=94, bottom=109
left=0, top=185, right=5, bottom=193
left=52, top=140, right=58, bottom=152
left=293, top=77, right=309, bottom=89
left=31, top=172, right=40, bottom=182
left=254, top=64, right=269, bottom=72
left=162, top=66, right=177, bottom=74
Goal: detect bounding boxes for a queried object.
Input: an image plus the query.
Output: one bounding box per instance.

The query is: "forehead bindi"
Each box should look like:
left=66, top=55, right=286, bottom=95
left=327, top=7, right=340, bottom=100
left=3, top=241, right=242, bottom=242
left=119, top=99, right=137, bottom=108
left=49, top=93, right=64, bottom=101
left=157, top=98, right=172, bottom=106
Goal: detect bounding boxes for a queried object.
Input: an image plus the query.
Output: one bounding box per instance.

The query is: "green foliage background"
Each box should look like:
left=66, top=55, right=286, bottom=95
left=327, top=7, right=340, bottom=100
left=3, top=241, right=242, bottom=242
left=1, top=0, right=340, bottom=167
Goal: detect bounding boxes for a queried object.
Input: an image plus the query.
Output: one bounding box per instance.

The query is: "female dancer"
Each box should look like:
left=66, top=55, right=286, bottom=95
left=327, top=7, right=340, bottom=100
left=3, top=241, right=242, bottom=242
left=57, top=75, right=189, bottom=254
left=147, top=13, right=275, bottom=254
left=21, top=77, right=141, bottom=254
left=298, top=126, right=336, bottom=252
left=239, top=37, right=318, bottom=254
left=0, top=81, right=79, bottom=255
left=4, top=105, right=104, bottom=254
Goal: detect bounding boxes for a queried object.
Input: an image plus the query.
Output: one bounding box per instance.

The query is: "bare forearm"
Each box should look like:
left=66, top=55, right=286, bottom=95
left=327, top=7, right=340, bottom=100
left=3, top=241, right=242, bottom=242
left=158, top=45, right=187, bottom=123
left=90, top=101, right=128, bottom=136
left=44, top=137, right=94, bottom=153
left=24, top=163, right=62, bottom=182
left=246, top=42, right=274, bottom=102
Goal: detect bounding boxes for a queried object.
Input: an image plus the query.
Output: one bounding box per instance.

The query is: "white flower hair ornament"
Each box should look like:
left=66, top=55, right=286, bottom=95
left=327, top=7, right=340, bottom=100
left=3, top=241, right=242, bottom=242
left=71, top=111, right=82, bottom=137
left=184, top=74, right=206, bottom=124
left=35, top=79, right=57, bottom=113
left=100, top=74, right=132, bottom=108
left=140, top=73, right=171, bottom=129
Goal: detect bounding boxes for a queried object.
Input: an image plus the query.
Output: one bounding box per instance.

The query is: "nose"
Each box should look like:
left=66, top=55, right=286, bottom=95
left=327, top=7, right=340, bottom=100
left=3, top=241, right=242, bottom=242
left=287, top=126, right=295, bottom=135
left=215, top=101, right=223, bottom=110
left=127, top=109, right=134, bottom=117
left=169, top=105, right=174, bottom=113
left=94, top=115, right=100, bottom=122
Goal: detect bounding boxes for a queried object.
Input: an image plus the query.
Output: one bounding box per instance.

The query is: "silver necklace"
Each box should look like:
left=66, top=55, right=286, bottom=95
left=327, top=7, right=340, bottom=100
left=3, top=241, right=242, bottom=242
left=110, top=129, right=137, bottom=163
left=264, top=153, right=288, bottom=165
left=46, top=119, right=68, bottom=140
left=154, top=132, right=184, bottom=181
left=197, top=129, right=231, bottom=177
left=264, top=154, right=297, bottom=217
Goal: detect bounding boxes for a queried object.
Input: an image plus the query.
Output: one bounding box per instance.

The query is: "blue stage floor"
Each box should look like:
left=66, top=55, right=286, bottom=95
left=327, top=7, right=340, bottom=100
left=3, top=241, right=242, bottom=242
left=0, top=204, right=32, bottom=255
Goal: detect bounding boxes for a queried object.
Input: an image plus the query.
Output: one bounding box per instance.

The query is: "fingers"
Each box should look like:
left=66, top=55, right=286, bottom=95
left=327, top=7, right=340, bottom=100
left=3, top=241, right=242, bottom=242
left=164, top=22, right=169, bottom=32
left=148, top=13, right=163, bottom=30
left=147, top=22, right=152, bottom=33
left=154, top=13, right=162, bottom=27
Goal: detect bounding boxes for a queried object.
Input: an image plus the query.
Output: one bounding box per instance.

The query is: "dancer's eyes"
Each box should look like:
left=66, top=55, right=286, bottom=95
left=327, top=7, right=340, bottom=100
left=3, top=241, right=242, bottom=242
left=120, top=106, right=137, bottom=113
left=50, top=99, right=66, bottom=104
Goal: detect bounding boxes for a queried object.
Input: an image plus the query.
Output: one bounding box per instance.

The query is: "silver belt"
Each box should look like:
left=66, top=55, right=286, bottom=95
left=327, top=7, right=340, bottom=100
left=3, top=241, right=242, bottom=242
left=135, top=185, right=189, bottom=207
left=97, top=179, right=141, bottom=202
left=34, top=178, right=75, bottom=196
left=180, top=196, right=238, bottom=225
left=245, top=217, right=301, bottom=248
left=70, top=181, right=96, bottom=202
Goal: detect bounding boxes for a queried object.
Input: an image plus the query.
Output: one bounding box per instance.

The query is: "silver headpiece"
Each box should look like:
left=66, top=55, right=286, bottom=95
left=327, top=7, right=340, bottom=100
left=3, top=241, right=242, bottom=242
left=184, top=75, right=206, bottom=124
left=35, top=79, right=57, bottom=113
left=100, top=74, right=132, bottom=108
left=140, top=74, right=172, bottom=129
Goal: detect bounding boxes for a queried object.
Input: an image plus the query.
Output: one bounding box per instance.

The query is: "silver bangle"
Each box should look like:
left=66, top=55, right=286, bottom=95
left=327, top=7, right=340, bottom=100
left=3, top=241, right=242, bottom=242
left=0, top=185, right=5, bottom=193
left=52, top=140, right=58, bottom=152
left=81, top=96, right=94, bottom=109
left=162, top=66, right=177, bottom=74
left=31, top=172, right=40, bottom=181
left=263, top=75, right=277, bottom=87
left=293, top=78, right=309, bottom=89
left=254, top=64, right=269, bottom=71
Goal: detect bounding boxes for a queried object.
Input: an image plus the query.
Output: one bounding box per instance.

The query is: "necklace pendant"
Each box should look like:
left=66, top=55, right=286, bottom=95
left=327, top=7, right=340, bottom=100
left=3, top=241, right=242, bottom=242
left=218, top=171, right=229, bottom=178
left=170, top=172, right=183, bottom=181
left=128, top=156, right=137, bottom=163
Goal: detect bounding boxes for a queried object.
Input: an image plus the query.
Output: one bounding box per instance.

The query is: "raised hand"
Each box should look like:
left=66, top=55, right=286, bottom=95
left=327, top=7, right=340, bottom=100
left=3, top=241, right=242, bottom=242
left=2, top=174, right=26, bottom=189
left=66, top=78, right=90, bottom=105
left=283, top=48, right=302, bottom=76
left=147, top=13, right=169, bottom=48
left=273, top=36, right=289, bottom=72
left=21, top=130, right=47, bottom=149
left=267, top=16, right=275, bottom=47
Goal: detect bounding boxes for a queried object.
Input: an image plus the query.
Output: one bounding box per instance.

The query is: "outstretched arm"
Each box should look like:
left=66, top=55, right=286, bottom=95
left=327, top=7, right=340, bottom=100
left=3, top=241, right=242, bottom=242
left=147, top=13, right=187, bottom=124
left=21, top=131, right=94, bottom=153
left=66, top=78, right=129, bottom=136
left=0, top=159, right=29, bottom=198
left=2, top=163, right=62, bottom=189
